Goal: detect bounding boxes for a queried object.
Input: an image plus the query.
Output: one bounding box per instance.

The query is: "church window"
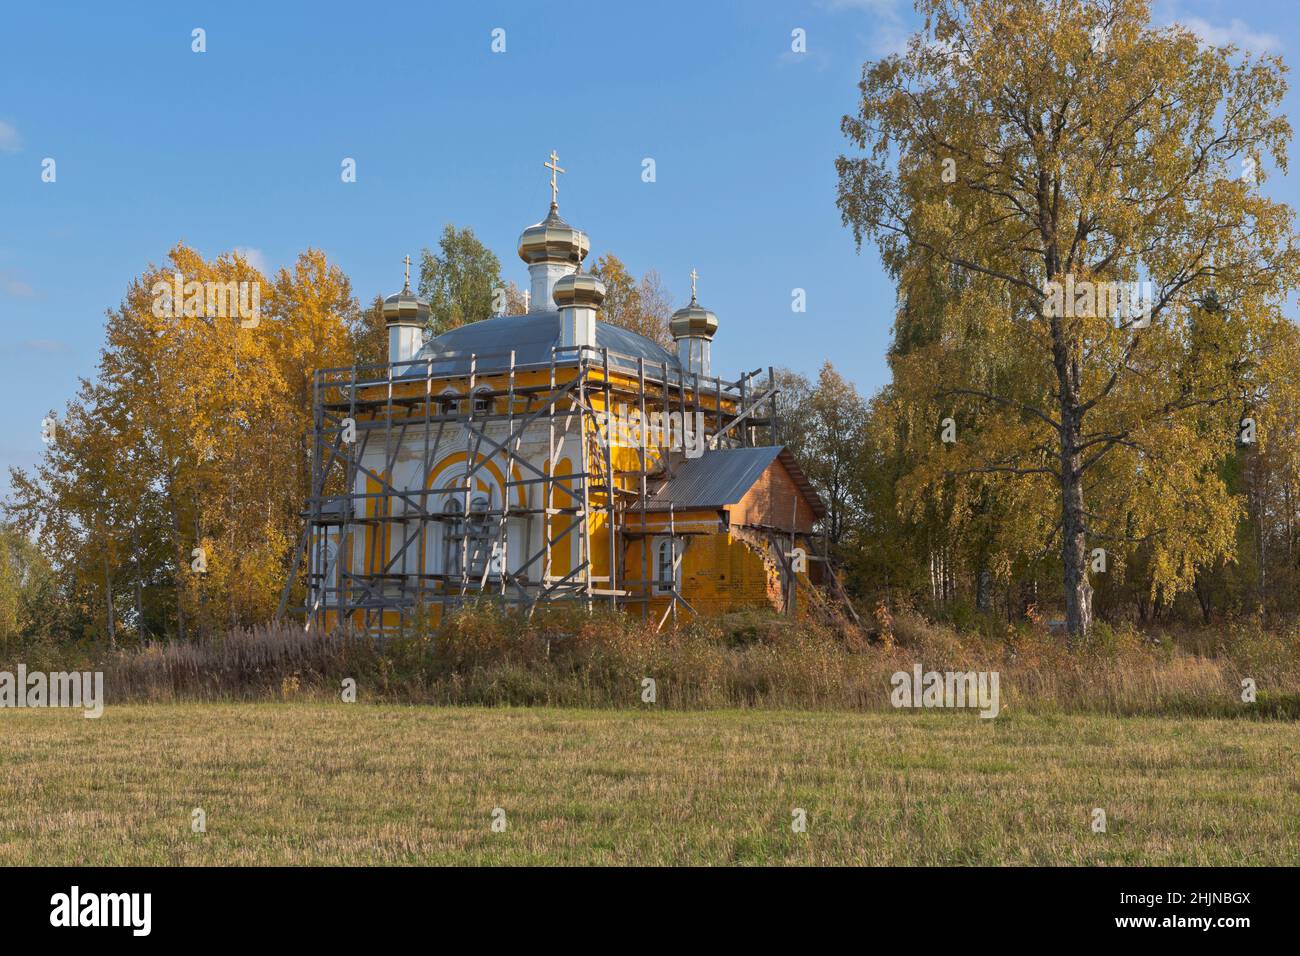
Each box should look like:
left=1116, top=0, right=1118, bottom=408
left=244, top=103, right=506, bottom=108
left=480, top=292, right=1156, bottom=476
left=653, top=537, right=681, bottom=595
left=437, top=390, right=460, bottom=416
left=466, top=493, right=492, bottom=576
left=443, top=499, right=464, bottom=577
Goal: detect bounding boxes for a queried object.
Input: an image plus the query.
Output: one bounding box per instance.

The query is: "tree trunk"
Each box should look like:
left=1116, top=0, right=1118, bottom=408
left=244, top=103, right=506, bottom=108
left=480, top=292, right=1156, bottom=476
left=1048, top=277, right=1094, bottom=639
left=103, top=554, right=116, bottom=649
left=168, top=500, right=187, bottom=642
left=1193, top=572, right=1212, bottom=625
left=1060, top=452, right=1093, bottom=639
left=1054, top=346, right=1093, bottom=639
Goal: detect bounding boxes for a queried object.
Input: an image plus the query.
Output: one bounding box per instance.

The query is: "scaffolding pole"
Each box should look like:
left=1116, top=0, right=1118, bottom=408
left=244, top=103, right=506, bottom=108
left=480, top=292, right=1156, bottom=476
left=277, top=343, right=777, bottom=634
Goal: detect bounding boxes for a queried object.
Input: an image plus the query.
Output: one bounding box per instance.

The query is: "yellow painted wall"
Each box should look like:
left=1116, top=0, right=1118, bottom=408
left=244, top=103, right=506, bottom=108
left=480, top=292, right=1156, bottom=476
left=629, top=528, right=816, bottom=620
left=314, top=361, right=787, bottom=631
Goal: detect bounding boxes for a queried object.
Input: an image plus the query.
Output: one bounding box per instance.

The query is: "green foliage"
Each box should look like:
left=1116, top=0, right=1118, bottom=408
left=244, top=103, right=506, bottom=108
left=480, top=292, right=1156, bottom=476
left=0, top=524, right=64, bottom=640
left=418, top=224, right=504, bottom=334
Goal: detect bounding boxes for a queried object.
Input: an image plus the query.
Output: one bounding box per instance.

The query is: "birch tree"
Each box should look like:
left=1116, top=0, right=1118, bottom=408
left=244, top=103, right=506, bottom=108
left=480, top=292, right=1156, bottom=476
left=837, top=0, right=1300, bottom=636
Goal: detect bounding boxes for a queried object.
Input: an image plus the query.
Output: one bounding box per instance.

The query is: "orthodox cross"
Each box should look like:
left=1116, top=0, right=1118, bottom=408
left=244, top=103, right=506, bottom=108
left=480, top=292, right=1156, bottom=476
left=544, top=149, right=565, bottom=206
left=690, top=267, right=699, bottom=301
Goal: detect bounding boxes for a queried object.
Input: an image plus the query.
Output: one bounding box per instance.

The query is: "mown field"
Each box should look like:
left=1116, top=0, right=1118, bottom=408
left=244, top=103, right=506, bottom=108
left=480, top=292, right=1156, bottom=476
left=1, top=703, right=1296, bottom=865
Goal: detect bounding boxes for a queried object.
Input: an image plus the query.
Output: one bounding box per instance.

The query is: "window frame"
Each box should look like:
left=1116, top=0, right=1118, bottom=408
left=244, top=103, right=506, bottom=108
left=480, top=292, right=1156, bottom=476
left=437, top=389, right=460, bottom=417
left=652, top=536, right=682, bottom=596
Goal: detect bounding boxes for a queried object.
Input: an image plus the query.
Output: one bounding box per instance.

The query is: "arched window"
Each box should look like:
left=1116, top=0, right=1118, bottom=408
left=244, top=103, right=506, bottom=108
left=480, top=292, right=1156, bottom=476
left=466, top=493, right=491, bottom=577
left=437, top=389, right=460, bottom=416
left=653, top=537, right=681, bottom=595
left=444, top=493, right=495, bottom=581
left=390, top=461, right=423, bottom=579
left=442, top=499, right=463, bottom=578
left=472, top=387, right=493, bottom=416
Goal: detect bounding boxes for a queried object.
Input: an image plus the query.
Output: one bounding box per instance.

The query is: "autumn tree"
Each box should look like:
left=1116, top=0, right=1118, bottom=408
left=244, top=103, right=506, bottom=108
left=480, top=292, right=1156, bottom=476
left=353, top=294, right=390, bottom=367
left=6, top=387, right=145, bottom=644
left=587, top=253, right=674, bottom=346
left=7, top=244, right=366, bottom=641
left=501, top=278, right=530, bottom=316
left=837, top=0, right=1300, bottom=636
left=774, top=364, right=869, bottom=548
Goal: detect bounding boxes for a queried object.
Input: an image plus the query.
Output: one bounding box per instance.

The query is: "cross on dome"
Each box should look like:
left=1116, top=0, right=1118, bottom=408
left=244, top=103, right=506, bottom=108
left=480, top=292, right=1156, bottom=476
left=544, top=149, right=565, bottom=207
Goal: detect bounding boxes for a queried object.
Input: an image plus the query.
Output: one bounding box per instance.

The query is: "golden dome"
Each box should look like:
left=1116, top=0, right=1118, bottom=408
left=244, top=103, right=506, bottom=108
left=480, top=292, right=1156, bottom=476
left=670, top=297, right=718, bottom=340
left=553, top=272, right=606, bottom=309
left=382, top=288, right=430, bottom=326
left=518, top=204, right=590, bottom=266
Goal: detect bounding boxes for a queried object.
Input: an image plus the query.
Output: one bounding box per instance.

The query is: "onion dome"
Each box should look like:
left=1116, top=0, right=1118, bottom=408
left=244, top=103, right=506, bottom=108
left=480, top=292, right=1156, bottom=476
left=518, top=203, right=590, bottom=266
left=382, top=287, right=430, bottom=326
left=553, top=272, right=606, bottom=309
left=670, top=274, right=719, bottom=340
left=383, top=256, right=430, bottom=326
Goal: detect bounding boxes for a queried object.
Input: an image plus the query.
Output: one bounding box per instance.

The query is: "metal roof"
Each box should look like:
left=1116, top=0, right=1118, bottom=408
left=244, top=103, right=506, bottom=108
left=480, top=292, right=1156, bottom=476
left=645, top=446, right=826, bottom=519
left=398, top=311, right=681, bottom=378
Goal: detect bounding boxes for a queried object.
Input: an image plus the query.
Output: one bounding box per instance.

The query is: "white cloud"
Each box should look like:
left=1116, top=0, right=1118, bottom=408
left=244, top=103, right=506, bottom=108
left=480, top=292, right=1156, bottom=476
left=1175, top=16, right=1281, bottom=54
left=0, top=120, right=22, bottom=154
left=235, top=246, right=269, bottom=274
left=822, top=0, right=911, bottom=59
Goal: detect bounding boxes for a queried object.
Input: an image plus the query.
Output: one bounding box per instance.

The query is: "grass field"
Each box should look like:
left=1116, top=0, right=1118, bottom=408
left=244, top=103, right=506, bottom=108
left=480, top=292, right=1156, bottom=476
left=1, top=704, right=1296, bottom=865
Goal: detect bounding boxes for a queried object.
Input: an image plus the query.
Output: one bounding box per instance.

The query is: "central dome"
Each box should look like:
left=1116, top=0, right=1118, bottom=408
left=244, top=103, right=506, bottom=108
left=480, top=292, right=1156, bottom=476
left=518, top=204, right=590, bottom=266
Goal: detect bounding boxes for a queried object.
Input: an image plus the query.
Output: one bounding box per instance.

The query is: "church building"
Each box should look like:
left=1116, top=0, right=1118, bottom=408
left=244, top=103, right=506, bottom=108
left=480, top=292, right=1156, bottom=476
left=287, top=153, right=827, bottom=633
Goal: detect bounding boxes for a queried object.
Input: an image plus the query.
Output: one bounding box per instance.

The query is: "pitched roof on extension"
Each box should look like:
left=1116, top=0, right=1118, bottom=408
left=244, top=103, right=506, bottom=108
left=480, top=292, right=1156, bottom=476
left=645, top=446, right=826, bottom=519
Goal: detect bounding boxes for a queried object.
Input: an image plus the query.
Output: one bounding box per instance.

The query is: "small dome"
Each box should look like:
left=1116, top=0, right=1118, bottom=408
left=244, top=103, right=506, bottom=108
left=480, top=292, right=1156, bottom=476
left=553, top=272, right=606, bottom=309
left=670, top=298, right=718, bottom=340
left=518, top=204, right=590, bottom=266
left=382, top=289, right=430, bottom=326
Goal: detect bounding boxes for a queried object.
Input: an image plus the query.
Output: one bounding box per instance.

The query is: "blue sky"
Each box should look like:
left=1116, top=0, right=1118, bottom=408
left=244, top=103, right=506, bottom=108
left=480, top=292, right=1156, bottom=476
left=0, top=0, right=1295, bottom=495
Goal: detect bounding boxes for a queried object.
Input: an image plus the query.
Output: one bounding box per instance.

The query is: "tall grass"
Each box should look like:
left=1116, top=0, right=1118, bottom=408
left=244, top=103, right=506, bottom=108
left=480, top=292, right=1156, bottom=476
left=2, top=604, right=1297, bottom=716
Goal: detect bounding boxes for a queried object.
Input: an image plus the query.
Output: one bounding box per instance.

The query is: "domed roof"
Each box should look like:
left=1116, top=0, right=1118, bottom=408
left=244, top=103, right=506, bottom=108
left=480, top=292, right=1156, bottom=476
left=670, top=297, right=718, bottom=340
left=518, top=204, right=590, bottom=266
left=382, top=288, right=430, bottom=326
left=670, top=269, right=719, bottom=340
left=400, top=312, right=681, bottom=379
left=553, top=272, right=606, bottom=309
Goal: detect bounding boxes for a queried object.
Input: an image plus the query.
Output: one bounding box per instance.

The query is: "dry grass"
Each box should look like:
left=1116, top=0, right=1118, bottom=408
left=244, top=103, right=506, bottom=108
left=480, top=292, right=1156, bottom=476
left=5, top=605, right=1296, bottom=716
left=0, top=703, right=1296, bottom=865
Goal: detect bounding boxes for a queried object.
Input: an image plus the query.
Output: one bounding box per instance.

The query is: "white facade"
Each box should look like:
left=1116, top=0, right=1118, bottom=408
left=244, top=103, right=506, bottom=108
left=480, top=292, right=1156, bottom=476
left=335, top=409, right=583, bottom=603
left=388, top=323, right=424, bottom=364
